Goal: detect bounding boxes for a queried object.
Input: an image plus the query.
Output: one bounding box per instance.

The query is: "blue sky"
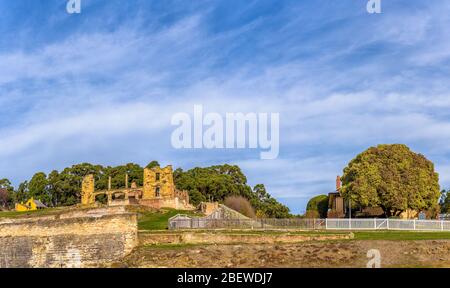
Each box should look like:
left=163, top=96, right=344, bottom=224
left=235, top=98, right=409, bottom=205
left=1, top=0, right=450, bottom=214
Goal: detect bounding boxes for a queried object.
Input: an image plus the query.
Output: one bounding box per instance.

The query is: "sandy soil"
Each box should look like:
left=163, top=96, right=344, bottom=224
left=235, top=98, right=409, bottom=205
left=123, top=240, right=450, bottom=268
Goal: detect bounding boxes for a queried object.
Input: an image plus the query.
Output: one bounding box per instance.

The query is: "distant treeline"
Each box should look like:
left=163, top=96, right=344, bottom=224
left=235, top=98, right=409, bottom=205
left=0, top=162, right=291, bottom=218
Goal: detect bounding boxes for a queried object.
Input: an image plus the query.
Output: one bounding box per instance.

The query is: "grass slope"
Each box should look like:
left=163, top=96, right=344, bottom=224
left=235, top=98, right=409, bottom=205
left=0, top=208, right=64, bottom=218
left=137, top=208, right=202, bottom=230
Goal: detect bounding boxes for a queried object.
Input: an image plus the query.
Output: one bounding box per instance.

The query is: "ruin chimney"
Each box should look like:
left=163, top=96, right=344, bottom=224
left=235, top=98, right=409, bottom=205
left=336, top=175, right=341, bottom=191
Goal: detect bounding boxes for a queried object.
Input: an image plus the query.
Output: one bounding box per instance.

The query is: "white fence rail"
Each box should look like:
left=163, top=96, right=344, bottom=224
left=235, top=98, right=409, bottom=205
left=325, top=218, right=450, bottom=231
left=168, top=217, right=450, bottom=232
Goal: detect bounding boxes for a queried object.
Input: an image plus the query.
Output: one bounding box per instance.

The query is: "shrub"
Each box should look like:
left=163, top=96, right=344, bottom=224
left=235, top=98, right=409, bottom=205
left=304, top=210, right=320, bottom=219
left=224, top=196, right=256, bottom=218
left=306, top=195, right=329, bottom=218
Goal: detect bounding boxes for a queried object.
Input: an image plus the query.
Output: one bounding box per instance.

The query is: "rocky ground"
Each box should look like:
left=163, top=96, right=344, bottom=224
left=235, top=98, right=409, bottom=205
left=123, top=240, right=450, bottom=268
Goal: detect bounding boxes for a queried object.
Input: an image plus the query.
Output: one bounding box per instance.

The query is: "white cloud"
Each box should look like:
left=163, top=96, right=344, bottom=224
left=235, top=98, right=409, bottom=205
left=2, top=1, right=450, bottom=214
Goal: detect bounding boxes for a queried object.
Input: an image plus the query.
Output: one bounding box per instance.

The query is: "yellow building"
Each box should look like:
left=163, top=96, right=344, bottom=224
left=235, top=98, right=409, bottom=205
left=15, top=197, right=47, bottom=212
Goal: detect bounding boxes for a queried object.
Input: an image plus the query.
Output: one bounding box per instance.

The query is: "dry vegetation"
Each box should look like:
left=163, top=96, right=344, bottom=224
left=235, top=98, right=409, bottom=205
left=224, top=196, right=256, bottom=218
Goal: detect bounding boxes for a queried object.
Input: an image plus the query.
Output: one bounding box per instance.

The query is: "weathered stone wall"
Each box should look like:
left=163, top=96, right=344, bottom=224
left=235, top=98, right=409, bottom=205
left=81, top=174, right=95, bottom=205
left=0, top=208, right=138, bottom=268
left=200, top=202, right=219, bottom=216
left=143, top=166, right=175, bottom=200
left=139, top=231, right=353, bottom=245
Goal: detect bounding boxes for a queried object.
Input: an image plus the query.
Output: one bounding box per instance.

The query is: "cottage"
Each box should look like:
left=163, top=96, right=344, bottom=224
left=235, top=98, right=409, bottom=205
left=15, top=197, right=47, bottom=212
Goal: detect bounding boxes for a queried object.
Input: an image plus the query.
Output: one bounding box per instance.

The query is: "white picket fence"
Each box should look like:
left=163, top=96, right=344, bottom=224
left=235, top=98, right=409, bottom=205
left=169, top=216, right=450, bottom=231
left=325, top=218, right=450, bottom=231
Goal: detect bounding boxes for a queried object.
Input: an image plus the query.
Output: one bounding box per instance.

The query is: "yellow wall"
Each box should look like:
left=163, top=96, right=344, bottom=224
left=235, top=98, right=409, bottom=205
left=143, top=166, right=175, bottom=200
left=81, top=174, right=95, bottom=205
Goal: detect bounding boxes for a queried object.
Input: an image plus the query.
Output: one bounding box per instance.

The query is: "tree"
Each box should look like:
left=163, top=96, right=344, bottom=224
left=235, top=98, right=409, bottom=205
left=253, top=184, right=270, bottom=202
left=340, top=144, right=440, bottom=217
left=440, top=190, right=450, bottom=213
left=28, top=172, right=51, bottom=204
left=250, top=184, right=291, bottom=218
left=146, top=161, right=160, bottom=169
left=306, top=195, right=329, bottom=218
left=174, top=165, right=291, bottom=218
left=15, top=181, right=29, bottom=203
left=224, top=196, right=256, bottom=218
left=47, top=170, right=64, bottom=207
left=99, top=163, right=143, bottom=190
left=0, top=178, right=14, bottom=209
left=57, top=163, right=104, bottom=206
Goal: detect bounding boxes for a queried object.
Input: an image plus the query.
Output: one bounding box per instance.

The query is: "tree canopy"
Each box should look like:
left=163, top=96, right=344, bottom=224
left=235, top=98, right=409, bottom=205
left=174, top=165, right=291, bottom=218
left=2, top=162, right=291, bottom=218
left=441, top=190, right=450, bottom=214
left=306, top=195, right=329, bottom=218
left=340, top=144, right=440, bottom=216
left=0, top=178, right=14, bottom=209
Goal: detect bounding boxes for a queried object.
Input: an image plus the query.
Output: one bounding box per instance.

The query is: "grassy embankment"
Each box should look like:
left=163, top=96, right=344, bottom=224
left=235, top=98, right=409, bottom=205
left=0, top=207, right=64, bottom=218
left=137, top=208, right=202, bottom=230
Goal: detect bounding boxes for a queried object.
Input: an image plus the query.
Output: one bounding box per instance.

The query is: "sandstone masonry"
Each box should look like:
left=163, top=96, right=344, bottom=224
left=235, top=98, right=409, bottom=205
left=0, top=207, right=138, bottom=268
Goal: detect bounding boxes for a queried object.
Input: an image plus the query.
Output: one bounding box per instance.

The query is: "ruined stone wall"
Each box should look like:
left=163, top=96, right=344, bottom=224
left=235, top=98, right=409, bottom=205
left=81, top=174, right=95, bottom=205
left=200, top=202, right=219, bottom=216
left=139, top=197, right=180, bottom=210
left=143, top=166, right=175, bottom=200
left=0, top=208, right=138, bottom=268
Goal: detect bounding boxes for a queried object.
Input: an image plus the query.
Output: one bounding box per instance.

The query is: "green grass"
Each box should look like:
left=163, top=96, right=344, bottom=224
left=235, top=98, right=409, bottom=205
left=137, top=208, right=203, bottom=230
left=352, top=231, right=450, bottom=240
left=142, top=243, right=206, bottom=249
left=138, top=228, right=450, bottom=241
left=0, top=208, right=63, bottom=218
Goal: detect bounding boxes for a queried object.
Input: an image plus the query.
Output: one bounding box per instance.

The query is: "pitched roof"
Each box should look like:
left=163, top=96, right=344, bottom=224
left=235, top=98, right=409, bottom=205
left=33, top=199, right=47, bottom=208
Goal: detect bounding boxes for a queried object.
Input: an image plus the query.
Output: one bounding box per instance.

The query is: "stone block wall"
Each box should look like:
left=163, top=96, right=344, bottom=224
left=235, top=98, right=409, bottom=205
left=143, top=166, right=175, bottom=200
left=0, top=208, right=138, bottom=268
left=81, top=174, right=95, bottom=205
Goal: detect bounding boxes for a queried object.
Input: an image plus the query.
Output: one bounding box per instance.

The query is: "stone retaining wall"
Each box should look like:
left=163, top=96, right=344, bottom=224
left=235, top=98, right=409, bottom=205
left=139, top=231, right=353, bottom=245
left=0, top=208, right=138, bottom=268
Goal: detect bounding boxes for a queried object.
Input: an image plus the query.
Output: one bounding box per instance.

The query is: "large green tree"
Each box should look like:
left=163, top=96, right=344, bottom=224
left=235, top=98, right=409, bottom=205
left=28, top=172, right=51, bottom=205
left=306, top=195, right=329, bottom=218
left=15, top=181, right=29, bottom=203
left=0, top=178, right=14, bottom=209
left=340, top=144, right=440, bottom=216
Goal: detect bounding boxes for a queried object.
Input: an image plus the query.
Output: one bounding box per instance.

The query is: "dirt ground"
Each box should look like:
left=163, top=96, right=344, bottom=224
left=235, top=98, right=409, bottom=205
left=123, top=240, right=450, bottom=268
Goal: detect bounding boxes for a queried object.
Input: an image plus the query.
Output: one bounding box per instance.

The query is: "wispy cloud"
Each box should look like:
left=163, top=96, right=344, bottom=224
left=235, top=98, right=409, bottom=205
left=1, top=1, right=450, bottom=213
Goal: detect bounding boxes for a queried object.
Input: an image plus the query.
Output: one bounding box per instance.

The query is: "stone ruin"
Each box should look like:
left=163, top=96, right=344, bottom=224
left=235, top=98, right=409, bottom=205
left=81, top=165, right=194, bottom=210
